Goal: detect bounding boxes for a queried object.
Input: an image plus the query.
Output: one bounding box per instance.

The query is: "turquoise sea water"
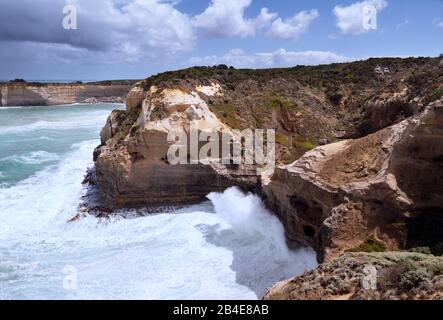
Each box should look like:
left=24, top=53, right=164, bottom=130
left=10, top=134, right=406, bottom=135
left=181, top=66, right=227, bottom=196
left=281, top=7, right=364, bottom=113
left=0, top=104, right=118, bottom=186
left=0, top=104, right=317, bottom=299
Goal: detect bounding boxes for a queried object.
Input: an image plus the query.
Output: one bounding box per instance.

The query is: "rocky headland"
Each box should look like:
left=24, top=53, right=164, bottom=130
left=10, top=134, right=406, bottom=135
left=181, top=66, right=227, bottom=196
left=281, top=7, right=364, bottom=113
left=0, top=80, right=137, bottom=106
left=92, top=57, right=443, bottom=299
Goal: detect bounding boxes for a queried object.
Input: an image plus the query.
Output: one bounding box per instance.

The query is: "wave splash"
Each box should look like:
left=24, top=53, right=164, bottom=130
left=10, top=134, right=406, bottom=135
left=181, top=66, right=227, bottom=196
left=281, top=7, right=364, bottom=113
left=0, top=106, right=317, bottom=299
left=206, top=187, right=318, bottom=297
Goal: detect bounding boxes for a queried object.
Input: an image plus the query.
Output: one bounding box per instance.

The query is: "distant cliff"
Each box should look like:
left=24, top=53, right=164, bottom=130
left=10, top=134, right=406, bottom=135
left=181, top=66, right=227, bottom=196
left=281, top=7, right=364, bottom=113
left=0, top=80, right=138, bottom=106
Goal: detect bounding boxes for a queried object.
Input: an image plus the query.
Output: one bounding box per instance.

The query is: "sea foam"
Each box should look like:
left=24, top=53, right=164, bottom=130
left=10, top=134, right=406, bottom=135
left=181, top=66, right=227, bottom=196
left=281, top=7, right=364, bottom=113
left=0, top=105, right=318, bottom=299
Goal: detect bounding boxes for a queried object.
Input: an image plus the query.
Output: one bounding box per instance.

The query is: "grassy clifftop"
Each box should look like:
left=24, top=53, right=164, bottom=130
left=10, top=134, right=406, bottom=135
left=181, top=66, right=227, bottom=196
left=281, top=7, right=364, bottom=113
left=126, top=57, right=443, bottom=164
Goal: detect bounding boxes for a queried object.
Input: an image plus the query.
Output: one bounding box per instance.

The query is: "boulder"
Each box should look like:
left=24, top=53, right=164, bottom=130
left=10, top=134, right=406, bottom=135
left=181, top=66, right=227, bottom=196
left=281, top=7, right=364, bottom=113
left=264, top=252, right=443, bottom=300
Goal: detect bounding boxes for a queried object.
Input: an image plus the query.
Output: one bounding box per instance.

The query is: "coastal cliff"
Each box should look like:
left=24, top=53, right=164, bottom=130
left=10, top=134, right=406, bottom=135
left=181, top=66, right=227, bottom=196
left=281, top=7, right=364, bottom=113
left=93, top=57, right=443, bottom=299
left=0, top=80, right=137, bottom=106
left=263, top=102, right=443, bottom=262
left=95, top=57, right=443, bottom=208
left=94, top=81, right=258, bottom=208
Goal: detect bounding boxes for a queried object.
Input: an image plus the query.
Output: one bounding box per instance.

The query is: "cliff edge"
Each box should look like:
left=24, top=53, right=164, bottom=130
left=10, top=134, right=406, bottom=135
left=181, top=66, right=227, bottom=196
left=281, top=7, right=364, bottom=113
left=0, top=80, right=137, bottom=106
left=92, top=57, right=443, bottom=299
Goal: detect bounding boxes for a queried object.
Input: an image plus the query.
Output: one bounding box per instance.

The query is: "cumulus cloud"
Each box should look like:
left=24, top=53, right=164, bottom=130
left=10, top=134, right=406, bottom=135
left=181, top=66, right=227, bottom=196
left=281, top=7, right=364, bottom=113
left=254, top=8, right=279, bottom=29
left=267, top=9, right=319, bottom=40
left=187, top=48, right=352, bottom=69
left=193, top=0, right=277, bottom=38
left=0, top=0, right=320, bottom=67
left=333, top=0, right=388, bottom=35
left=0, top=0, right=195, bottom=60
left=0, top=0, right=351, bottom=79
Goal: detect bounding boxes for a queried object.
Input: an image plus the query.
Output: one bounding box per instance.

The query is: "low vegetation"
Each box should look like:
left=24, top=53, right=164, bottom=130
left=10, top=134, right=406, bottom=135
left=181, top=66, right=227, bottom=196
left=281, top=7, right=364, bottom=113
left=348, top=235, right=386, bottom=253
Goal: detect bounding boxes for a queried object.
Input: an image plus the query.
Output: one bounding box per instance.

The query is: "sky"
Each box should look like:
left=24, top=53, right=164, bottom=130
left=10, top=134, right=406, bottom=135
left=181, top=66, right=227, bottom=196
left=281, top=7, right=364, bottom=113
left=0, top=0, right=442, bottom=80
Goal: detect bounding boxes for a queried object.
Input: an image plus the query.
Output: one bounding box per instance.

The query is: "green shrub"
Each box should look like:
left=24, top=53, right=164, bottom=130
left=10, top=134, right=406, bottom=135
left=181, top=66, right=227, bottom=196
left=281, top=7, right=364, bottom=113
left=275, top=134, right=290, bottom=147
left=299, top=141, right=316, bottom=151
left=409, top=247, right=432, bottom=255
left=266, top=99, right=281, bottom=110
left=398, top=268, right=431, bottom=291
left=291, top=137, right=317, bottom=152
left=347, top=236, right=386, bottom=253
left=265, top=96, right=293, bottom=110
left=431, top=86, right=443, bottom=101
left=215, top=104, right=239, bottom=128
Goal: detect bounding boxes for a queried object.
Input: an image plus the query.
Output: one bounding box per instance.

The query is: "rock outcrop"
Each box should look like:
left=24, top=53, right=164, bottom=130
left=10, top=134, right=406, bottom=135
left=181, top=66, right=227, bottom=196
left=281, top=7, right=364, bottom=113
left=0, top=80, right=136, bottom=106
left=92, top=57, right=443, bottom=300
left=94, top=57, right=443, bottom=210
left=94, top=81, right=259, bottom=208
left=264, top=252, right=443, bottom=300
left=263, top=101, right=443, bottom=262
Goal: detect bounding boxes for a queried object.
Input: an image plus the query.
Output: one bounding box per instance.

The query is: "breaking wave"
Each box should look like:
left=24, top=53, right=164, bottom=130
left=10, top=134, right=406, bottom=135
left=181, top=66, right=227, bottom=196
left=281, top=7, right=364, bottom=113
left=0, top=104, right=318, bottom=299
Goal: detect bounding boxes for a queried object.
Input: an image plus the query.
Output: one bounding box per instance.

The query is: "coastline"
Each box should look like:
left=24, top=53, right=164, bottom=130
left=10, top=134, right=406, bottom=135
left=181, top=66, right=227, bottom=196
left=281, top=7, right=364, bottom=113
left=0, top=80, right=139, bottom=107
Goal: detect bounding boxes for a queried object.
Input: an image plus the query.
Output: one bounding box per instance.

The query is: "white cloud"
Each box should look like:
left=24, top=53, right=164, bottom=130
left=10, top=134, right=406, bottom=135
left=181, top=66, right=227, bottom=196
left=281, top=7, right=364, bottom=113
left=0, top=0, right=195, bottom=61
left=193, top=0, right=277, bottom=38
left=267, top=9, right=319, bottom=40
left=78, top=0, right=195, bottom=55
left=254, top=8, right=279, bottom=29
left=333, top=0, right=388, bottom=35
left=187, top=48, right=352, bottom=69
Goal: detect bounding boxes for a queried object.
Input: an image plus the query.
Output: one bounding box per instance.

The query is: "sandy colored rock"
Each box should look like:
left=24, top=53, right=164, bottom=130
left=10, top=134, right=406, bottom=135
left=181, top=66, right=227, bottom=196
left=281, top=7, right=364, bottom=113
left=263, top=101, right=443, bottom=262
left=95, top=82, right=259, bottom=208
left=90, top=58, right=443, bottom=300
left=0, top=81, right=135, bottom=106
left=264, top=252, right=443, bottom=300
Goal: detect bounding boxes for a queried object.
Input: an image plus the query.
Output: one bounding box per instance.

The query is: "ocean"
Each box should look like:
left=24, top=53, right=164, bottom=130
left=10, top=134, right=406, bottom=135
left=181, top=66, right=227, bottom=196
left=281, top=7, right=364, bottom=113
left=0, top=104, right=317, bottom=299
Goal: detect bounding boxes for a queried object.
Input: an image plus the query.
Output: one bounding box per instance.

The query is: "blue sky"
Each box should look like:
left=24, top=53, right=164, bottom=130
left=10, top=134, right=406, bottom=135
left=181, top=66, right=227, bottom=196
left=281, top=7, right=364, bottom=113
left=0, top=0, right=442, bottom=80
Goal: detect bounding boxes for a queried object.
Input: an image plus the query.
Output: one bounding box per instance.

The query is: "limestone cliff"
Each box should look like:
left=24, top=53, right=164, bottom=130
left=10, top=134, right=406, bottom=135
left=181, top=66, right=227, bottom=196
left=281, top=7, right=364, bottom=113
left=93, top=57, right=443, bottom=300
left=94, top=81, right=259, bottom=208
left=0, top=80, right=136, bottom=106
left=94, top=58, right=442, bottom=254
left=94, top=57, right=443, bottom=210
left=263, top=101, right=443, bottom=262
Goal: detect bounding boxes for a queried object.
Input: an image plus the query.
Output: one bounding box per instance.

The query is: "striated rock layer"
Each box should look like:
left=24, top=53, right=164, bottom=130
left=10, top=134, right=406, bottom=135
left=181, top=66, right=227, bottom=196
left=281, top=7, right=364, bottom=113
left=0, top=80, right=136, bottom=106
left=263, top=101, right=443, bottom=262
left=93, top=58, right=443, bottom=300
left=94, top=58, right=443, bottom=209
left=94, top=81, right=259, bottom=208
left=264, top=252, right=443, bottom=300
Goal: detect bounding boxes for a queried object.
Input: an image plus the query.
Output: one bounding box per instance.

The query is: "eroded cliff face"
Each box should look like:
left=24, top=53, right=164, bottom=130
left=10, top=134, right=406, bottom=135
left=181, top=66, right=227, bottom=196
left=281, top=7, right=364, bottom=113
left=93, top=58, right=443, bottom=300
left=94, top=82, right=259, bottom=208
left=263, top=101, right=443, bottom=262
left=0, top=81, right=135, bottom=106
